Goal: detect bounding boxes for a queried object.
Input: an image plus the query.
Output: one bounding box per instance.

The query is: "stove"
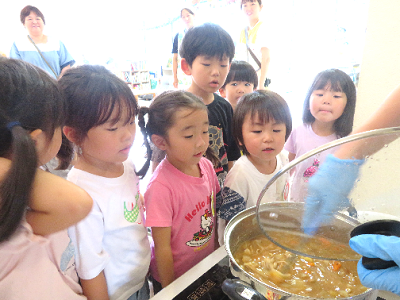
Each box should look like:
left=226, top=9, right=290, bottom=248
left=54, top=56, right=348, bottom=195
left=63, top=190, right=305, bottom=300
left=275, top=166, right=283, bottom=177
left=172, top=256, right=234, bottom=300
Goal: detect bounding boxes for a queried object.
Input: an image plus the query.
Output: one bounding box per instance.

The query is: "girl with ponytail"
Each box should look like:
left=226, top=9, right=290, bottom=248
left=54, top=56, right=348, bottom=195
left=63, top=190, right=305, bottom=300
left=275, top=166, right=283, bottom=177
left=0, top=57, right=92, bottom=299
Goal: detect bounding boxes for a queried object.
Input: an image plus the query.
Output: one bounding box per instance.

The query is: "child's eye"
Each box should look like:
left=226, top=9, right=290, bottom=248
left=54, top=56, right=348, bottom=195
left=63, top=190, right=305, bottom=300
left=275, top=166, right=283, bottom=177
left=252, top=130, right=262, bottom=134
left=245, top=83, right=252, bottom=87
left=220, top=64, right=228, bottom=68
left=202, top=63, right=210, bottom=67
left=107, top=127, right=118, bottom=132
left=333, top=95, right=343, bottom=98
left=273, top=129, right=282, bottom=133
left=203, top=131, right=208, bottom=134
left=230, top=83, right=237, bottom=86
left=184, top=135, right=193, bottom=139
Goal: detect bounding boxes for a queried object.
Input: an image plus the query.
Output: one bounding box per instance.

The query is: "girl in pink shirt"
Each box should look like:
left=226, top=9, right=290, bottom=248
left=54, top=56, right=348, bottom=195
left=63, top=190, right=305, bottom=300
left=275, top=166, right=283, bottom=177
left=139, top=90, right=221, bottom=292
left=0, top=58, right=92, bottom=299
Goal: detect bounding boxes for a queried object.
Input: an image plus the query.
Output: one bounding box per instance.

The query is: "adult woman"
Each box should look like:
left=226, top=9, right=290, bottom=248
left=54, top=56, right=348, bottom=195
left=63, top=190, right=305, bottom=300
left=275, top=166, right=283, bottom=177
left=236, top=0, right=271, bottom=90
left=172, top=8, right=195, bottom=88
left=10, top=5, right=75, bottom=79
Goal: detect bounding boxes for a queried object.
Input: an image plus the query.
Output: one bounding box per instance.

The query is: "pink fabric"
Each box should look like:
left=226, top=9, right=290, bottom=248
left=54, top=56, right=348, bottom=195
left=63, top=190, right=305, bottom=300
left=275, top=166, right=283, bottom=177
left=145, top=158, right=220, bottom=281
left=0, top=222, right=85, bottom=300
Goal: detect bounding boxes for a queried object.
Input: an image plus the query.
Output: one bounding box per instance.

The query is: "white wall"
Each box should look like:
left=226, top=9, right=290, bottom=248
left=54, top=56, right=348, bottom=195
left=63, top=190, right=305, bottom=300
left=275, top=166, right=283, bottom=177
left=350, top=0, right=400, bottom=218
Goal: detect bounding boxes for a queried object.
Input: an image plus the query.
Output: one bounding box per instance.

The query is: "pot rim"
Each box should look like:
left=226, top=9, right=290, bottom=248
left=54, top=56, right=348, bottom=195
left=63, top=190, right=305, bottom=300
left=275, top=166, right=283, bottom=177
left=224, top=203, right=374, bottom=300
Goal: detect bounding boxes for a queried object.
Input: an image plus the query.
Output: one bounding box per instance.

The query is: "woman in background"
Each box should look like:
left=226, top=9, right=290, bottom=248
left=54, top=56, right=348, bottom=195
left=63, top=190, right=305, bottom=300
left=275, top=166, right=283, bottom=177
left=172, top=8, right=195, bottom=89
left=10, top=5, right=75, bottom=79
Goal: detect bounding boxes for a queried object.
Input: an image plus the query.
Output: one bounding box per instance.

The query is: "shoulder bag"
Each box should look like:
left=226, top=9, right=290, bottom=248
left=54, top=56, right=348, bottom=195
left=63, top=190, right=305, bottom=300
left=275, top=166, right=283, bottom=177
left=27, top=35, right=58, bottom=79
left=244, top=27, right=271, bottom=87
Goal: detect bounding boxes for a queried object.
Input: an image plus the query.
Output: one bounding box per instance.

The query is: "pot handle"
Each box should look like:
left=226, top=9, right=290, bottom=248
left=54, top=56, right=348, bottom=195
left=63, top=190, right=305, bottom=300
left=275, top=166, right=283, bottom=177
left=221, top=278, right=268, bottom=300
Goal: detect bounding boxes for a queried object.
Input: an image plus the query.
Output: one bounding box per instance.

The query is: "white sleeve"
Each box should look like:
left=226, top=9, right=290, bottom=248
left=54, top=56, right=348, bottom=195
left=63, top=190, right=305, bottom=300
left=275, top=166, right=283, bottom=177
left=68, top=201, right=110, bottom=280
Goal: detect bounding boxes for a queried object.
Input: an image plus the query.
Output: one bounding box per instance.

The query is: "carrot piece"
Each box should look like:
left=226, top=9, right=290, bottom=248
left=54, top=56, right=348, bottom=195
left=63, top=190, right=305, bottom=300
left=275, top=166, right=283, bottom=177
left=332, top=261, right=341, bottom=271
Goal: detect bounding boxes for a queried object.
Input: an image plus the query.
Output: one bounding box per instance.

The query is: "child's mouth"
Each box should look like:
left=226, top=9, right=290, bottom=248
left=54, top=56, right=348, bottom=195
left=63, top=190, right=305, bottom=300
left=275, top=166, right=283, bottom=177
left=263, top=148, right=274, bottom=152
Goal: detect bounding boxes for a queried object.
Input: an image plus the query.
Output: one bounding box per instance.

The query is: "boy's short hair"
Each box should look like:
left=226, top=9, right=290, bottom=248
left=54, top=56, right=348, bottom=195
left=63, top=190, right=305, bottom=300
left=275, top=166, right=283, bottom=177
left=179, top=23, right=235, bottom=67
left=233, top=90, right=292, bottom=156
left=221, top=60, right=258, bottom=90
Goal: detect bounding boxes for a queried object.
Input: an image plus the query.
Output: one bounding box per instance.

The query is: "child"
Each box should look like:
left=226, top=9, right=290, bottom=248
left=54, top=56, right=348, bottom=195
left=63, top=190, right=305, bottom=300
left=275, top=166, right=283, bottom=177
left=218, top=90, right=292, bottom=243
left=180, top=22, right=241, bottom=186
left=219, top=60, right=258, bottom=110
left=0, top=58, right=92, bottom=299
left=58, top=65, right=151, bottom=300
left=139, top=90, right=220, bottom=291
left=285, top=68, right=356, bottom=203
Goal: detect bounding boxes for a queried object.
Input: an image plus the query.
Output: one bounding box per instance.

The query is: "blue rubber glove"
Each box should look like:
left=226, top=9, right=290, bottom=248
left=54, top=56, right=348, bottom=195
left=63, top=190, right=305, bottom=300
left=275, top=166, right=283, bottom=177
left=350, top=234, right=400, bottom=296
left=302, top=154, right=364, bottom=234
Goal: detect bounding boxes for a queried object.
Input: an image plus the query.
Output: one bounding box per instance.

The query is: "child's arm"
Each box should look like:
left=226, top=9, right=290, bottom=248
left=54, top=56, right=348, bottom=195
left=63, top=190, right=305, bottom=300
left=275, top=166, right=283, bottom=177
left=26, top=168, right=93, bottom=236
left=80, top=271, right=109, bottom=300
left=0, top=158, right=92, bottom=236
left=288, top=152, right=296, bottom=162
left=152, top=226, right=175, bottom=288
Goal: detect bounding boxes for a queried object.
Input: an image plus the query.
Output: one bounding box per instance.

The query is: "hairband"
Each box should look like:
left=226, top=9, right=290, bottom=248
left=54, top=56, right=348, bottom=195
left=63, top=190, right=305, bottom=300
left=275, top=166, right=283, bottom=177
left=6, top=121, right=21, bottom=131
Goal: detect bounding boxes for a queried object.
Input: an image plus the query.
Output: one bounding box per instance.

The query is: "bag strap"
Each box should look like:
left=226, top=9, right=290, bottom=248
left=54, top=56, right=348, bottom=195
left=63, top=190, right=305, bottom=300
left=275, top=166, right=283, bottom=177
left=27, top=35, right=58, bottom=79
left=244, top=27, right=261, bottom=71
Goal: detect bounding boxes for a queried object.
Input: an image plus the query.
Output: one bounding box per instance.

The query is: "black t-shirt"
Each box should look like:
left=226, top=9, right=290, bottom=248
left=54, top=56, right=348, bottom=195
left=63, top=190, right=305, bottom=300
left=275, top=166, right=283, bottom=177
left=207, top=94, right=241, bottom=178
left=172, top=33, right=179, bottom=54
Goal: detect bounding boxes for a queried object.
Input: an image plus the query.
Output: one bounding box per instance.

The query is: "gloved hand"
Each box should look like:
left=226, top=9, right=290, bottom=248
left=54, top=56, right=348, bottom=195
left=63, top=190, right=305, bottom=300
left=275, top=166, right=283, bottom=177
left=302, top=154, right=364, bottom=234
left=350, top=234, right=400, bottom=296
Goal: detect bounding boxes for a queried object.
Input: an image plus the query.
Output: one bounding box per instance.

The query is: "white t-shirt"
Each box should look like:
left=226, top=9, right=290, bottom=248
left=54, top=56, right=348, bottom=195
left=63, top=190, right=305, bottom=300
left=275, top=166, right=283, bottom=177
left=217, top=153, right=289, bottom=245
left=67, top=160, right=150, bottom=300
left=284, top=123, right=339, bottom=203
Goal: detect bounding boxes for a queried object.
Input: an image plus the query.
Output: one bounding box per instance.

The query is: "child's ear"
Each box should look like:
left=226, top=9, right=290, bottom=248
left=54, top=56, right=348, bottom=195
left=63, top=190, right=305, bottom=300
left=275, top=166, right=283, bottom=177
left=219, top=88, right=227, bottom=98
left=181, top=58, right=192, bottom=76
left=63, top=126, right=79, bottom=144
left=151, top=134, right=168, bottom=151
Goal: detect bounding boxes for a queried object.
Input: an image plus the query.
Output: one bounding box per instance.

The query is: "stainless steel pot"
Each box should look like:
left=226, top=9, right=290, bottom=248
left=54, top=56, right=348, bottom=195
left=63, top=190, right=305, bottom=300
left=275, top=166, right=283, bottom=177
left=223, top=202, right=378, bottom=300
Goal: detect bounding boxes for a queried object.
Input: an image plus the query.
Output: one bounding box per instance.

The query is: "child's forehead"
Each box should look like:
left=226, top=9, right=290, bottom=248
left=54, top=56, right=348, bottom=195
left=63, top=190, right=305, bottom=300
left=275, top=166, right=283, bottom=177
left=315, top=81, right=343, bottom=92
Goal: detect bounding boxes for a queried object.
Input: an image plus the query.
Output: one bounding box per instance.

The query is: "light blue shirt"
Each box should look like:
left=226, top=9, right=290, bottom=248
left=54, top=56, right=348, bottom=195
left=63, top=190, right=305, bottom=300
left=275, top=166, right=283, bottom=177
left=10, top=36, right=75, bottom=79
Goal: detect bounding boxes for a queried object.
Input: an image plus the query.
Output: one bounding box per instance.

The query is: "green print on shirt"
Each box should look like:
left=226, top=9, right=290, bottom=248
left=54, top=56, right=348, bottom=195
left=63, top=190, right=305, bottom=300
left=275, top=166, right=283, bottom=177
left=124, top=193, right=139, bottom=223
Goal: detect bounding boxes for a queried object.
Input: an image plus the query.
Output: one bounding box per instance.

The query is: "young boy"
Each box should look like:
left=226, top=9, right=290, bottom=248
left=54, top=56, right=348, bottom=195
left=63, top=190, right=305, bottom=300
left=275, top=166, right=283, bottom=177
left=219, top=60, right=258, bottom=110
left=180, top=22, right=241, bottom=189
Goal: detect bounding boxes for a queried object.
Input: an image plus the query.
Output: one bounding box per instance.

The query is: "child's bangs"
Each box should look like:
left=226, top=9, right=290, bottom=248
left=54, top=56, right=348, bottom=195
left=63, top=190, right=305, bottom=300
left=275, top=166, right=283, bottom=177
left=97, top=90, right=138, bottom=126
left=229, top=68, right=257, bottom=84
left=314, top=74, right=344, bottom=93
left=249, top=98, right=286, bottom=125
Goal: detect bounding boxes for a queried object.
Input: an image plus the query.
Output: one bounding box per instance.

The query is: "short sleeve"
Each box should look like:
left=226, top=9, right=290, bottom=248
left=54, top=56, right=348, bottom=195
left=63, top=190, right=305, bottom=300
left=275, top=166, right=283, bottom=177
left=67, top=202, right=109, bottom=280
left=172, top=33, right=179, bottom=54
left=9, top=42, right=21, bottom=59
left=58, top=41, right=75, bottom=70
left=284, top=128, right=296, bottom=154
left=255, top=22, right=269, bottom=49
left=144, top=181, right=174, bottom=227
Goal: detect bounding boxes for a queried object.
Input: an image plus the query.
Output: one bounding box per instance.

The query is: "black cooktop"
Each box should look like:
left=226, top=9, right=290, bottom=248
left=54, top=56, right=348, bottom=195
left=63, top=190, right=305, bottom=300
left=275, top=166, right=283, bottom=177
left=173, top=256, right=234, bottom=300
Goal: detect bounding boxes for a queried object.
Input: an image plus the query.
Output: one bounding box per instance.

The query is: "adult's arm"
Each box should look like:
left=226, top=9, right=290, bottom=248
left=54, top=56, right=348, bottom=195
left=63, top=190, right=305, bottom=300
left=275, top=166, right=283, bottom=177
left=335, top=84, right=400, bottom=160
left=173, top=53, right=179, bottom=88
left=258, top=47, right=270, bottom=89
left=172, top=33, right=179, bottom=88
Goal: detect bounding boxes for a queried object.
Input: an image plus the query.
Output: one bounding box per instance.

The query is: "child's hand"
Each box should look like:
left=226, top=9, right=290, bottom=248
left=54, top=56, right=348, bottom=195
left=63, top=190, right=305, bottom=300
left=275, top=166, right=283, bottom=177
left=302, top=154, right=364, bottom=234
left=350, top=234, right=400, bottom=295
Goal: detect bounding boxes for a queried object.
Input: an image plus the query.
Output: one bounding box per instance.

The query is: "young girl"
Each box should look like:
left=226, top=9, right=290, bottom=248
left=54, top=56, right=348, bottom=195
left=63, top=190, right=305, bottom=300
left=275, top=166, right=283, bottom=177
left=0, top=58, right=92, bottom=299
left=58, top=65, right=151, bottom=300
left=219, top=60, right=258, bottom=110
left=285, top=68, right=356, bottom=203
left=139, top=90, right=220, bottom=291
left=218, top=90, right=292, bottom=243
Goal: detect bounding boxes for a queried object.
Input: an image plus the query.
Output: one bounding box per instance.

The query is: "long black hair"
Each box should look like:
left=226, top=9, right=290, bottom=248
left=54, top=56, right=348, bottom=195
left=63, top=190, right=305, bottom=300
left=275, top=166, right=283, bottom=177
left=57, top=65, right=150, bottom=178
left=0, top=57, right=65, bottom=242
